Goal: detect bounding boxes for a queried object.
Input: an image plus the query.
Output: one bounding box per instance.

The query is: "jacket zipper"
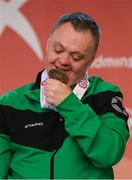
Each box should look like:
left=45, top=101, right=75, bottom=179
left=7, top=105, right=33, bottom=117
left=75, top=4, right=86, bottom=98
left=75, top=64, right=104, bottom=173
left=50, top=149, right=58, bottom=179
left=50, top=116, right=64, bottom=179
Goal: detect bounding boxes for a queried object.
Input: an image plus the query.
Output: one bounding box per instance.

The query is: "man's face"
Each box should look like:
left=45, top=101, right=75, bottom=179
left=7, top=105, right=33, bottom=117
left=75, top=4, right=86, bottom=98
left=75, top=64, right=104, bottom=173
left=45, top=22, right=96, bottom=86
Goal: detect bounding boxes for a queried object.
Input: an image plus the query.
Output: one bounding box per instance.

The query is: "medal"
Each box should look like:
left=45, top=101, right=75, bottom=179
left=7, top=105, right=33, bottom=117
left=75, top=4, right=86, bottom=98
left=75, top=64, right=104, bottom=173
left=48, top=69, right=69, bottom=84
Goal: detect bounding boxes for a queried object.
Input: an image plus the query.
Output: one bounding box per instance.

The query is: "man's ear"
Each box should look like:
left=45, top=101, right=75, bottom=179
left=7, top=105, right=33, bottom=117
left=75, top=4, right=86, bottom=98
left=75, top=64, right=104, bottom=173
left=87, top=55, right=95, bottom=67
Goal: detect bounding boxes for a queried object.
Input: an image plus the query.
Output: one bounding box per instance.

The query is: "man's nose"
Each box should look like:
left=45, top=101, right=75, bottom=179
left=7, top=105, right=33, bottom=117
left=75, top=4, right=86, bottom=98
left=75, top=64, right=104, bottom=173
left=59, top=53, right=71, bottom=66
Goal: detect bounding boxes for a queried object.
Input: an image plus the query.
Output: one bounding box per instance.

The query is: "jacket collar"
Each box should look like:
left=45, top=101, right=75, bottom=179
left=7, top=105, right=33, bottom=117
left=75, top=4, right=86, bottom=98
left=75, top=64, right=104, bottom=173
left=24, top=70, right=44, bottom=102
left=31, top=70, right=44, bottom=90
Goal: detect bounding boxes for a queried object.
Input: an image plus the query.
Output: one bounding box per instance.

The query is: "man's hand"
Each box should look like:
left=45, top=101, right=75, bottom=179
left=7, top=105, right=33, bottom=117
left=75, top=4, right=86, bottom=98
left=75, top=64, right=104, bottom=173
left=44, top=79, right=72, bottom=106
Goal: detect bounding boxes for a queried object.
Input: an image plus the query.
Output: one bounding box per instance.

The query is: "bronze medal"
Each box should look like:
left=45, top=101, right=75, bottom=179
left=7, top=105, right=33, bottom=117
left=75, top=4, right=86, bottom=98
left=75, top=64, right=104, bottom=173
left=48, top=69, right=69, bottom=84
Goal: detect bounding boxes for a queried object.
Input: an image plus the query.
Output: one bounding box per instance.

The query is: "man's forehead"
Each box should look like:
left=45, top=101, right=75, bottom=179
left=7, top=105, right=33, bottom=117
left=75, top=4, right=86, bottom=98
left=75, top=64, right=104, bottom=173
left=49, top=23, right=96, bottom=52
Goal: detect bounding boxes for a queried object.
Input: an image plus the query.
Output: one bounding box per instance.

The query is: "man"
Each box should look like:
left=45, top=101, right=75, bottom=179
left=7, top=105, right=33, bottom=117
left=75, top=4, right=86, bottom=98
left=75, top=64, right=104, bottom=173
left=0, top=12, right=129, bottom=179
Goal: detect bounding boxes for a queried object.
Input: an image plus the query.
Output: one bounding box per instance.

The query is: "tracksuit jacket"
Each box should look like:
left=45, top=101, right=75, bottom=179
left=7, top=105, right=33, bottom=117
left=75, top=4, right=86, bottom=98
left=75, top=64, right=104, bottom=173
left=0, top=71, right=129, bottom=179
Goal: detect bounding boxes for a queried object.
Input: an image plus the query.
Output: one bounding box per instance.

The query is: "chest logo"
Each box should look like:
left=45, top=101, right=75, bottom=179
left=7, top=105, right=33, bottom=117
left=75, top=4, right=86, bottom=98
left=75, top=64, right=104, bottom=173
left=25, top=122, right=44, bottom=129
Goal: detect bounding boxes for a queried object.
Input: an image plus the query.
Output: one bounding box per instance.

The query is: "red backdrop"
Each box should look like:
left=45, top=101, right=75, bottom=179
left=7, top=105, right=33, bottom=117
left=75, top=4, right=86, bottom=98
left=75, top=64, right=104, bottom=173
left=0, top=0, right=132, bottom=178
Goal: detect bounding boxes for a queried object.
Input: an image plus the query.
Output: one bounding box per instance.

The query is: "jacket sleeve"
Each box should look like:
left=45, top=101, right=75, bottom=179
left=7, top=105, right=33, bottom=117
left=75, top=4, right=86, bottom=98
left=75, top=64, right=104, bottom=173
left=0, top=105, right=12, bottom=178
left=56, top=92, right=129, bottom=168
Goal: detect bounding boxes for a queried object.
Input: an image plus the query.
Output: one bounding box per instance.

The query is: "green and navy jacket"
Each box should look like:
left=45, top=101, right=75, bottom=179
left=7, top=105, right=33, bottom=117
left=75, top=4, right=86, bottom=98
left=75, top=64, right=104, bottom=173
left=0, top=71, right=129, bottom=179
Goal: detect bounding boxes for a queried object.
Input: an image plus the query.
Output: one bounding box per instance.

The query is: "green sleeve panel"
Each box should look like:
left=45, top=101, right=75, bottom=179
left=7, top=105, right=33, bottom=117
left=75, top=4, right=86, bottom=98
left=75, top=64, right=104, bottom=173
left=56, top=92, right=129, bottom=168
left=0, top=134, right=11, bottom=178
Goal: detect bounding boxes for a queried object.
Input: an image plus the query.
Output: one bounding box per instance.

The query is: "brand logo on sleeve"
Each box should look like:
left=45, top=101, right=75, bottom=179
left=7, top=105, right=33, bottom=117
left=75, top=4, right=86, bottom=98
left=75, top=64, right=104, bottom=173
left=111, top=96, right=128, bottom=116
